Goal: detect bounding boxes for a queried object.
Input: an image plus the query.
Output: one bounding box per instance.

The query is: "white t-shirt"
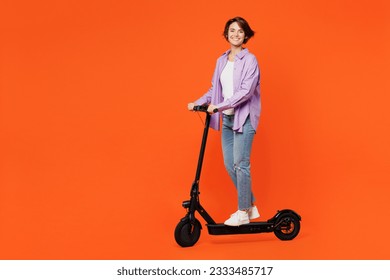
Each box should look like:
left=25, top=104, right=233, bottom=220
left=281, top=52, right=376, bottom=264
left=220, top=61, right=235, bottom=115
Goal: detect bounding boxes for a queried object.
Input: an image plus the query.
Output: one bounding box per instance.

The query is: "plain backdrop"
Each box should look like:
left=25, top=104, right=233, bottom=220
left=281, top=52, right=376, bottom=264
left=1, top=0, right=389, bottom=259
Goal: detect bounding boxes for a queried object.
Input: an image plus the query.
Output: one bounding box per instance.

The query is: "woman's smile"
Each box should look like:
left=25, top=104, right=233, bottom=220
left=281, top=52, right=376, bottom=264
left=228, top=22, right=245, bottom=47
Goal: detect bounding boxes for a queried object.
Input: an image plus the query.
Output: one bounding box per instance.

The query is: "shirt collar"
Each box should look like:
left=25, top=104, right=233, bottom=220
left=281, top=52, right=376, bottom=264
left=223, top=48, right=249, bottom=60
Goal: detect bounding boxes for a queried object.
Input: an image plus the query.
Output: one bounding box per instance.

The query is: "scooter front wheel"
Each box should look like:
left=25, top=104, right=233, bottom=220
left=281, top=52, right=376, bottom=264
left=273, top=213, right=300, bottom=240
left=174, top=218, right=201, bottom=247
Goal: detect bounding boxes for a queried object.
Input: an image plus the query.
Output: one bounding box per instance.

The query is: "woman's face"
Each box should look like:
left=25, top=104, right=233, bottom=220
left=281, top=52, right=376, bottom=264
left=227, top=22, right=245, bottom=47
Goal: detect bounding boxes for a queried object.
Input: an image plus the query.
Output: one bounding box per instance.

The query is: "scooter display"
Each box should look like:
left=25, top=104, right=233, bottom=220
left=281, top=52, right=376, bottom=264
left=174, top=105, right=301, bottom=247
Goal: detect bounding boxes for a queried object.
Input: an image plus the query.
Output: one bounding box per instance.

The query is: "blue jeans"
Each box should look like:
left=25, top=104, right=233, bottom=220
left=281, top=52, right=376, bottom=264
left=222, top=114, right=256, bottom=210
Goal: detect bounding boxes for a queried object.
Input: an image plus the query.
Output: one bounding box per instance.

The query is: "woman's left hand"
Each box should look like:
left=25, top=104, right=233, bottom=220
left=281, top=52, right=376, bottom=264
left=207, top=104, right=218, bottom=114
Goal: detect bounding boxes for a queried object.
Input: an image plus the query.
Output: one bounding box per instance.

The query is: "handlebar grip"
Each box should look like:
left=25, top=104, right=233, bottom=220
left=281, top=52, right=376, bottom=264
left=192, top=105, right=219, bottom=113
left=193, top=105, right=208, bottom=112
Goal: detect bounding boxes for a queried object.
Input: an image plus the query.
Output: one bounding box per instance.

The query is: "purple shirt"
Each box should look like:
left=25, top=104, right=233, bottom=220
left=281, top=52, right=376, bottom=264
left=195, top=48, right=261, bottom=132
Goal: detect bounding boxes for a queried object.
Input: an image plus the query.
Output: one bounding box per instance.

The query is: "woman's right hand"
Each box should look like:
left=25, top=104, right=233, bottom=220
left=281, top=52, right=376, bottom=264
left=187, top=103, right=195, bottom=111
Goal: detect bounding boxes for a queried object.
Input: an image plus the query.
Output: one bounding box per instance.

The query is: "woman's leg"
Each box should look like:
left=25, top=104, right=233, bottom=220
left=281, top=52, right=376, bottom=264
left=223, top=117, right=257, bottom=226
left=233, top=117, right=256, bottom=210
left=222, top=115, right=236, bottom=186
left=222, top=115, right=256, bottom=209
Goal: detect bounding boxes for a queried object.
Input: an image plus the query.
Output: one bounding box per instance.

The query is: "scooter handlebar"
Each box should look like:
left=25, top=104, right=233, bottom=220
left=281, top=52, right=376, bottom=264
left=193, top=105, right=218, bottom=113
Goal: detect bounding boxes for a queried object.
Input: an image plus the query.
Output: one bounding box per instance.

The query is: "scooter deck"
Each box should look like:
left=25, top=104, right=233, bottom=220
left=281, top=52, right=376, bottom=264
left=206, top=221, right=274, bottom=235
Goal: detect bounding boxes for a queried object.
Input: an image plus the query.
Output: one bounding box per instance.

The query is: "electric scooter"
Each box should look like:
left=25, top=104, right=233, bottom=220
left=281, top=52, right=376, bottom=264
left=174, top=105, right=301, bottom=247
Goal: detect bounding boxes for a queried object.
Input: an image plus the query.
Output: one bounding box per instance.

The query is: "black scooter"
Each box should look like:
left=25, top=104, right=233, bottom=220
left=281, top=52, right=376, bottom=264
left=174, top=105, right=301, bottom=247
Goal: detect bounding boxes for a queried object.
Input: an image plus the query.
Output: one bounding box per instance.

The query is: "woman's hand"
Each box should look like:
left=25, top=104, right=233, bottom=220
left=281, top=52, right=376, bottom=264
left=187, top=103, right=195, bottom=111
left=207, top=104, right=218, bottom=114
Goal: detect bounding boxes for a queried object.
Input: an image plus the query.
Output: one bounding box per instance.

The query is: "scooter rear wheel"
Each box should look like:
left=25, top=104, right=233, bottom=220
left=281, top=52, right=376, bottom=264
left=174, top=218, right=201, bottom=247
left=274, top=213, right=300, bottom=240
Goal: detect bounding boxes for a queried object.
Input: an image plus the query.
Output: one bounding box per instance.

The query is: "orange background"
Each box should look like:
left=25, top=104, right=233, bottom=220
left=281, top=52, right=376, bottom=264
left=1, top=0, right=389, bottom=259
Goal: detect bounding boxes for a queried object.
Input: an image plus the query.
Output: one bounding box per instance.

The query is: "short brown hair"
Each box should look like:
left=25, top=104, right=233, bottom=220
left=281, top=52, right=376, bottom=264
left=223, top=17, right=255, bottom=44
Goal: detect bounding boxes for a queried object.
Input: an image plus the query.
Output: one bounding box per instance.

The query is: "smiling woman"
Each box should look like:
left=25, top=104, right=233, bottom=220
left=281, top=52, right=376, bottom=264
left=188, top=17, right=261, bottom=226
left=223, top=16, right=255, bottom=46
left=0, top=0, right=390, bottom=260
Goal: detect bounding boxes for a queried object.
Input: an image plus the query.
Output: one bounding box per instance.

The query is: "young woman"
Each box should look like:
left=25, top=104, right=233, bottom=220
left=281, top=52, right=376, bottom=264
left=188, top=17, right=261, bottom=226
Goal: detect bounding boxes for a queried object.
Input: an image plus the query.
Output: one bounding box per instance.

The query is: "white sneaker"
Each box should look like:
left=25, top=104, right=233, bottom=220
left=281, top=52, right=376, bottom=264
left=224, top=210, right=250, bottom=226
left=249, top=206, right=260, bottom=219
